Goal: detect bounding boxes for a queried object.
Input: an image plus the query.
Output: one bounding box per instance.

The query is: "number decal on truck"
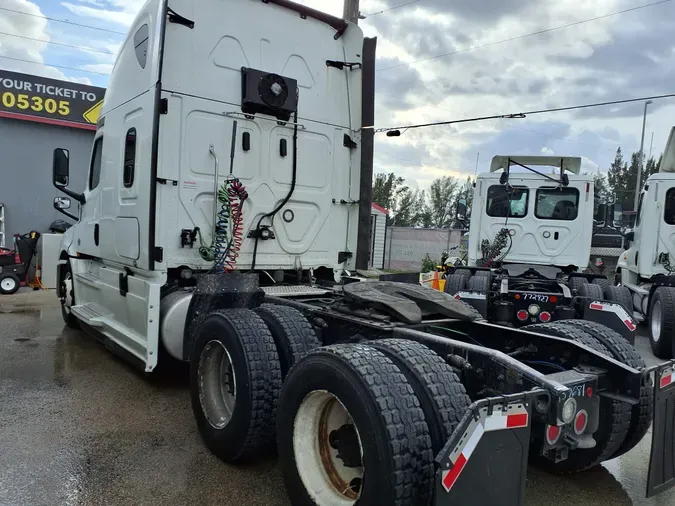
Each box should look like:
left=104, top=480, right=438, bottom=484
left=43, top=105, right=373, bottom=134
left=523, top=293, right=549, bottom=303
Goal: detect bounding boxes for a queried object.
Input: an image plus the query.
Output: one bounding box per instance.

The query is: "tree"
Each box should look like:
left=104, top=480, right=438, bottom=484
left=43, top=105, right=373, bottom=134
left=644, top=154, right=661, bottom=181
left=593, top=171, right=610, bottom=203
left=607, top=147, right=636, bottom=210
left=372, top=173, right=404, bottom=214
left=426, top=176, right=459, bottom=228
left=394, top=187, right=427, bottom=227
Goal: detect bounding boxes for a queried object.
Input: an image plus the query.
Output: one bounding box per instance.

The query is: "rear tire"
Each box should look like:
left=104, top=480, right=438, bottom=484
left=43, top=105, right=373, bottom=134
left=592, top=278, right=611, bottom=291
left=568, top=276, right=588, bottom=294
left=577, top=282, right=604, bottom=301
left=58, top=262, right=79, bottom=328
left=556, top=320, right=652, bottom=458
left=277, top=344, right=433, bottom=506
left=0, top=273, right=20, bottom=295
left=466, top=273, right=491, bottom=293
left=369, top=339, right=471, bottom=455
left=190, top=309, right=282, bottom=463
left=526, top=322, right=630, bottom=472
left=253, top=304, right=320, bottom=380
left=603, top=286, right=633, bottom=314
left=444, top=273, right=468, bottom=296
left=649, top=287, right=675, bottom=359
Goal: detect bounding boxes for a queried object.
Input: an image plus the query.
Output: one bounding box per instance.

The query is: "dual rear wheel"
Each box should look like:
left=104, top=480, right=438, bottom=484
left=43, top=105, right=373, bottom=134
left=189, top=307, right=471, bottom=505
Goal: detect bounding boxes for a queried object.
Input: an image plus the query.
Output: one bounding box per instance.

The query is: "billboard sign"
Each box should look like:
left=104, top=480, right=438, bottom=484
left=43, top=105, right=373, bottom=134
left=0, top=70, right=105, bottom=130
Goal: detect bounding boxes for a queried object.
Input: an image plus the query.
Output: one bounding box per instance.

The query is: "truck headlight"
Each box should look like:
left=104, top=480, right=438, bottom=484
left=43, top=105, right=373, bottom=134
left=562, top=398, right=577, bottom=424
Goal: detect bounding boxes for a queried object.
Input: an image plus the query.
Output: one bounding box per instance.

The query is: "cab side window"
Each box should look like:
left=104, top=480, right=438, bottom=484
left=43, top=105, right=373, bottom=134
left=89, top=136, right=104, bottom=190
left=123, top=129, right=136, bottom=188
left=664, top=188, right=675, bottom=225
left=535, top=187, right=579, bottom=221
left=486, top=185, right=529, bottom=218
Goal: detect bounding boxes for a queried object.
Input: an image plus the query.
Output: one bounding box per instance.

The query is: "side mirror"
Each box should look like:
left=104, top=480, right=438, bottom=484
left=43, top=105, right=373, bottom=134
left=625, top=231, right=635, bottom=242
left=607, top=203, right=615, bottom=226
left=53, top=148, right=70, bottom=187
left=53, top=196, right=78, bottom=221
left=456, top=198, right=468, bottom=221
left=53, top=197, right=71, bottom=210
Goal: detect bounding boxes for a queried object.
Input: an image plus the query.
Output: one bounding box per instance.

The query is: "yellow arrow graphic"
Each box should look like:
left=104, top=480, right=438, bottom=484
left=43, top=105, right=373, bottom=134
left=82, top=99, right=103, bottom=124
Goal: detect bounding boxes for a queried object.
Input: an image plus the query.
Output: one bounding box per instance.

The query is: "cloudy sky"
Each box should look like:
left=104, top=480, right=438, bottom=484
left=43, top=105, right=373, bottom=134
left=2, top=0, right=675, bottom=190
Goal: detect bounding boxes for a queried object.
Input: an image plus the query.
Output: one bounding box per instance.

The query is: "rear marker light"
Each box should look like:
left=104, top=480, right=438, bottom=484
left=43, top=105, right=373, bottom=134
left=549, top=296, right=557, bottom=304
left=574, top=410, right=588, bottom=435
left=585, top=386, right=593, bottom=398
left=539, top=311, right=552, bottom=323
left=454, top=294, right=461, bottom=300
left=546, top=425, right=561, bottom=445
left=517, top=310, right=529, bottom=321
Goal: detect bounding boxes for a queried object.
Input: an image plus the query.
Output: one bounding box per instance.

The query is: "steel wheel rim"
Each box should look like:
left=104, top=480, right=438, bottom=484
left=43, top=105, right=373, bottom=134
left=1, top=277, right=16, bottom=291
left=652, top=300, right=662, bottom=343
left=293, top=390, right=364, bottom=505
left=198, top=340, right=237, bottom=429
left=61, top=272, right=74, bottom=313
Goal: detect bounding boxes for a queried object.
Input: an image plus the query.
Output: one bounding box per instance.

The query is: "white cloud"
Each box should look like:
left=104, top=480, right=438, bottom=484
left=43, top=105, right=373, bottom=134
left=0, top=0, right=92, bottom=84
left=61, top=0, right=149, bottom=27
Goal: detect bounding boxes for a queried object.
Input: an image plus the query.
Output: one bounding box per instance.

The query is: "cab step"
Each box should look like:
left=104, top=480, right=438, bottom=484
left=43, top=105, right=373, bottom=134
left=70, top=303, right=111, bottom=327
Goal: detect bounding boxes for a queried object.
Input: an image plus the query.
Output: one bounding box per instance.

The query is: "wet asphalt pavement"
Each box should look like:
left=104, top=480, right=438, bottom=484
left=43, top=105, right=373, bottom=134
left=1, top=290, right=675, bottom=506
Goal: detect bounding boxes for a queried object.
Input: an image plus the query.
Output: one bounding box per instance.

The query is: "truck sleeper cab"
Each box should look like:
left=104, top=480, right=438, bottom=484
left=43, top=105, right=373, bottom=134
left=50, top=2, right=675, bottom=505
left=617, top=126, right=675, bottom=358
left=445, top=156, right=635, bottom=340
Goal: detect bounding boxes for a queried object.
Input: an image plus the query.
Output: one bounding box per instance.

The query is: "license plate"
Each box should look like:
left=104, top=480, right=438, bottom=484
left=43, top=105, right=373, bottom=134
left=522, top=293, right=549, bottom=303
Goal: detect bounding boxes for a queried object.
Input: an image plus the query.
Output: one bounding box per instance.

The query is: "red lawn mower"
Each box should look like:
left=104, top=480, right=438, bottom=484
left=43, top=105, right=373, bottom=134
left=0, top=231, right=41, bottom=295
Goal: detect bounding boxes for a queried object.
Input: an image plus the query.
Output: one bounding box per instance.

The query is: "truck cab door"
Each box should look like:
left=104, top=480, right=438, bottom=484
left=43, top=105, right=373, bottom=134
left=74, top=135, right=104, bottom=259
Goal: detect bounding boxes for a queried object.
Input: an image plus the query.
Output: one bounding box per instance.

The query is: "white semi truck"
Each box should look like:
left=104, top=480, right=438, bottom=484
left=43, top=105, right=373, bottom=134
left=615, top=126, right=675, bottom=359
left=50, top=1, right=675, bottom=504
left=445, top=156, right=636, bottom=342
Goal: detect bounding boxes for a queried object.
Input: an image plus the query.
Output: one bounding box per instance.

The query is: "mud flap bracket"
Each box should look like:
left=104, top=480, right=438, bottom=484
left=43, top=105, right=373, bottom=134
left=583, top=300, right=636, bottom=345
left=647, top=362, right=675, bottom=498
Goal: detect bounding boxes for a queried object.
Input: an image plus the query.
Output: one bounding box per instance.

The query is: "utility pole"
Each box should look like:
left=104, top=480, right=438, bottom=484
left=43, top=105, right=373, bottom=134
left=343, top=0, right=360, bottom=23
left=634, top=100, right=652, bottom=211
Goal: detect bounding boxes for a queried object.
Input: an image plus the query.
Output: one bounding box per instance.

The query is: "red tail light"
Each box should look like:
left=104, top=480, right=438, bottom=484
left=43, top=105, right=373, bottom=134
left=574, top=410, right=588, bottom=435
left=539, top=312, right=552, bottom=323
left=546, top=425, right=561, bottom=445
left=516, top=310, right=529, bottom=321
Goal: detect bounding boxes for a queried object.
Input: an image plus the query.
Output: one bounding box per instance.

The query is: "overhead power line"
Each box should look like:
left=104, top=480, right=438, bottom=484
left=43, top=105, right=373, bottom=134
left=0, top=6, right=126, bottom=35
left=377, top=0, right=672, bottom=72
left=368, top=92, right=675, bottom=133
left=0, top=31, right=117, bottom=56
left=361, top=0, right=422, bottom=18
left=0, top=55, right=110, bottom=76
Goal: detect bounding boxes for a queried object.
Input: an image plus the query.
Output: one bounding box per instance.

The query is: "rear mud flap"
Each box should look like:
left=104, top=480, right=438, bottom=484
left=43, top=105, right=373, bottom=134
left=583, top=300, right=636, bottom=345
left=647, top=363, right=675, bottom=498
left=433, top=392, right=542, bottom=506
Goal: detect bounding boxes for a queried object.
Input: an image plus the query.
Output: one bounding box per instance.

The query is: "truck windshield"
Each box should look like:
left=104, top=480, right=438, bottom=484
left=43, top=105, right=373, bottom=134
left=486, top=185, right=529, bottom=218
left=535, top=187, right=579, bottom=220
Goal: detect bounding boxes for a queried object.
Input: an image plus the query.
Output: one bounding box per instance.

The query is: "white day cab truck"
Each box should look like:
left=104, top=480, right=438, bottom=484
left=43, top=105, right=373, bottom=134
left=445, top=156, right=638, bottom=343
left=50, top=1, right=675, bottom=504
left=615, top=126, right=675, bottom=359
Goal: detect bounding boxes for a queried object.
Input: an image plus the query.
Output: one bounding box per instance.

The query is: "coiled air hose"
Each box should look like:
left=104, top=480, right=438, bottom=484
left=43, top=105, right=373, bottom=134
left=198, top=178, right=248, bottom=272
